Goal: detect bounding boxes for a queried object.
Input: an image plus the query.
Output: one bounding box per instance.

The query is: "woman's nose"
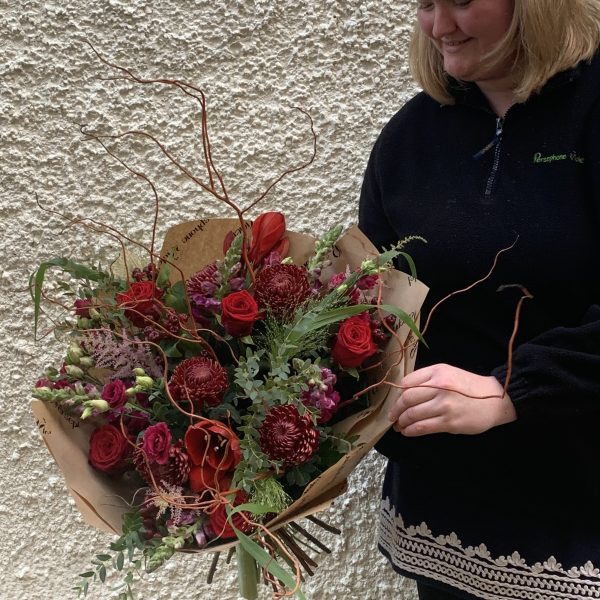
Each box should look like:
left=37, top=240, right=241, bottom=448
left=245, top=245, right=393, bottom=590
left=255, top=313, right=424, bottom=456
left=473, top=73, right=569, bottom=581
left=431, top=5, right=457, bottom=39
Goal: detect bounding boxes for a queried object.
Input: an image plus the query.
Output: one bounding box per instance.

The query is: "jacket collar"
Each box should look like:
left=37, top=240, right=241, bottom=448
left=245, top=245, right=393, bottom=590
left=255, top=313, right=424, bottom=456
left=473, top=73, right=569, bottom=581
left=447, top=59, right=586, bottom=112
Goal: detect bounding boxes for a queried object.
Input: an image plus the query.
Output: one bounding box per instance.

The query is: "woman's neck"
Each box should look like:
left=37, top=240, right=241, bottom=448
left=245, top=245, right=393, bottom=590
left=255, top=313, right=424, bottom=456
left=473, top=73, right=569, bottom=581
left=476, top=76, right=517, bottom=117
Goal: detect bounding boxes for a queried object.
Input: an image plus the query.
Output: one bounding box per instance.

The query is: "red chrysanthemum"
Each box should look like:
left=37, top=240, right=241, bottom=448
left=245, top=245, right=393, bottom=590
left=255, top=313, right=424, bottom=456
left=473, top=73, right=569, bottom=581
left=168, top=356, right=229, bottom=408
left=254, top=264, right=310, bottom=320
left=133, top=442, right=190, bottom=487
left=186, top=263, right=219, bottom=297
left=258, top=405, right=319, bottom=467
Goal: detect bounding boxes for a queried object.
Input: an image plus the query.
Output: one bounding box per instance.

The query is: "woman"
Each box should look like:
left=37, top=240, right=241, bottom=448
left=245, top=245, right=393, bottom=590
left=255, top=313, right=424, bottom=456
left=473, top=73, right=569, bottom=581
left=359, top=1, right=600, bottom=599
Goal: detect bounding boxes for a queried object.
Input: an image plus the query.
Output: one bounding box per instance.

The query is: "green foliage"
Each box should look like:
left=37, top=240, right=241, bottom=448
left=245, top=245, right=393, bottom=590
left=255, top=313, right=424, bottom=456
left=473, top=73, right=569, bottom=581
left=215, top=231, right=243, bottom=299
left=249, top=475, right=292, bottom=513
left=233, top=529, right=306, bottom=600
left=74, top=509, right=146, bottom=599
left=145, top=521, right=202, bottom=573
left=306, top=224, right=343, bottom=272
left=163, top=280, right=188, bottom=314
left=74, top=509, right=203, bottom=599
left=30, top=257, right=115, bottom=339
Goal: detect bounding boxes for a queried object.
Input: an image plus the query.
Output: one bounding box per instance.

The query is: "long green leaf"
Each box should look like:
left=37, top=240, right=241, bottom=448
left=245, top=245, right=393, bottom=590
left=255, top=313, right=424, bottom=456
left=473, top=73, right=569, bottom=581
left=397, top=252, right=418, bottom=279
left=290, top=303, right=424, bottom=345
left=228, top=502, right=274, bottom=517
left=30, top=257, right=109, bottom=339
left=233, top=529, right=306, bottom=600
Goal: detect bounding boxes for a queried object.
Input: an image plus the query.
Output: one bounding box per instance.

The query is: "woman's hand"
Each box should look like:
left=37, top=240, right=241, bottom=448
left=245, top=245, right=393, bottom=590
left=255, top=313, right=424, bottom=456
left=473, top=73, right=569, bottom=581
left=388, top=363, right=517, bottom=437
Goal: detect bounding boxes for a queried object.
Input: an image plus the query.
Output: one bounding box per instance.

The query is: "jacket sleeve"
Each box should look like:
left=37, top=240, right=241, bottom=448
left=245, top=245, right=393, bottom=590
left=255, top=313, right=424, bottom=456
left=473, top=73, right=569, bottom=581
left=491, top=304, right=600, bottom=420
left=492, top=99, right=600, bottom=422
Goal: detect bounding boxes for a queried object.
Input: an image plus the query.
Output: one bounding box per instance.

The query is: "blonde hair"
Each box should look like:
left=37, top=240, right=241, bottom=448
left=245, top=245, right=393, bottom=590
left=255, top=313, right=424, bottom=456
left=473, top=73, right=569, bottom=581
left=410, top=0, right=600, bottom=104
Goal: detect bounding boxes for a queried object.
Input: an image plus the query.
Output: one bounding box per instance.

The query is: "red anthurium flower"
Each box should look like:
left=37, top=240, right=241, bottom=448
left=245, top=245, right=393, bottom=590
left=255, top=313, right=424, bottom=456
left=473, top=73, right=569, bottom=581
left=249, top=212, right=288, bottom=265
left=185, top=421, right=241, bottom=470
left=184, top=421, right=241, bottom=494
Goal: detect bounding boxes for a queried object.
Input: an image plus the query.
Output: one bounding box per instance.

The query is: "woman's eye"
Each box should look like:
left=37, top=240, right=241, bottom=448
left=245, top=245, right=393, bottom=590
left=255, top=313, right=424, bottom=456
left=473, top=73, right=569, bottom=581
left=453, top=0, right=473, bottom=6
left=417, top=1, right=434, bottom=10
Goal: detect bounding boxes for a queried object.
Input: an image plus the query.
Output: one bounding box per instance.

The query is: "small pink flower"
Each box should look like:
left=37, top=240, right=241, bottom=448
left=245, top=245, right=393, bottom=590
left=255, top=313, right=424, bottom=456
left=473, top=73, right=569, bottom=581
left=356, top=274, right=379, bottom=290
left=142, top=422, right=172, bottom=465
left=328, top=272, right=347, bottom=288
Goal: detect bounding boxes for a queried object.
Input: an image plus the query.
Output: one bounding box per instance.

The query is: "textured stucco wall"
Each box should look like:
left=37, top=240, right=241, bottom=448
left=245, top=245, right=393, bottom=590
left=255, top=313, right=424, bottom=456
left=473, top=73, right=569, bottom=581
left=1, top=1, right=421, bottom=598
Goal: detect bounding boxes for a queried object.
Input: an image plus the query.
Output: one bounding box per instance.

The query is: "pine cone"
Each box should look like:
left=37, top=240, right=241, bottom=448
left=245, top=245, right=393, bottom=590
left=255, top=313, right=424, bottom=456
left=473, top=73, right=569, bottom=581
left=258, top=405, right=319, bottom=467
left=134, top=442, right=190, bottom=487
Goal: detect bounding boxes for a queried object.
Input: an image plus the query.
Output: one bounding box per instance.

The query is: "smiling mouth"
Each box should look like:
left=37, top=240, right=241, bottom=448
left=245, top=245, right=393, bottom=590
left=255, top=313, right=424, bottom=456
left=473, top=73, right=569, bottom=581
left=442, top=38, right=472, bottom=48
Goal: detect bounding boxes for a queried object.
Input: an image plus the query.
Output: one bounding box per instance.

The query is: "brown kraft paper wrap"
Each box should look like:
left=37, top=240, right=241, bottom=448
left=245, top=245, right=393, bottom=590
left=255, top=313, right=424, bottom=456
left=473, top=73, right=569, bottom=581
left=32, top=218, right=428, bottom=547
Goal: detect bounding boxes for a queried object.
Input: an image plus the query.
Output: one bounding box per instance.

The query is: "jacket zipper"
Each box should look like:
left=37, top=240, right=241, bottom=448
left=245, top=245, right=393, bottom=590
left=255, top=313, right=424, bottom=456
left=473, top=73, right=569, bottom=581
left=474, top=117, right=504, bottom=200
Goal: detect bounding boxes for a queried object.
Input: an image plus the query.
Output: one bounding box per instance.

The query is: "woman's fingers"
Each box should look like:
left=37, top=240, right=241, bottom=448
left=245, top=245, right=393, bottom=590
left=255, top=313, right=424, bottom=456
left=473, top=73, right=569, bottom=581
left=392, top=399, right=443, bottom=432
left=398, top=416, right=447, bottom=437
left=388, top=367, right=434, bottom=422
left=388, top=364, right=516, bottom=436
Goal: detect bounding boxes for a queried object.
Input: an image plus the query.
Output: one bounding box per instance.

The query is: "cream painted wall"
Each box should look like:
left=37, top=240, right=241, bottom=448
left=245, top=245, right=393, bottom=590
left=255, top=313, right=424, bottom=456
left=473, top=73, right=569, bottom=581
left=1, top=1, right=420, bottom=598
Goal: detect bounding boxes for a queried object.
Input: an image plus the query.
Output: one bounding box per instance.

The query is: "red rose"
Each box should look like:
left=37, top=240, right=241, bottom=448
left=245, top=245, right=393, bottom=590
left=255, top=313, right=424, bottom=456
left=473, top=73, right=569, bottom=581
left=331, top=314, right=378, bottom=368
left=249, top=212, right=289, bottom=265
left=207, top=491, right=254, bottom=539
left=221, top=291, right=259, bottom=336
left=101, top=379, right=128, bottom=409
left=89, top=424, right=131, bottom=473
left=116, top=281, right=163, bottom=326
left=184, top=421, right=241, bottom=493
left=142, top=422, right=172, bottom=465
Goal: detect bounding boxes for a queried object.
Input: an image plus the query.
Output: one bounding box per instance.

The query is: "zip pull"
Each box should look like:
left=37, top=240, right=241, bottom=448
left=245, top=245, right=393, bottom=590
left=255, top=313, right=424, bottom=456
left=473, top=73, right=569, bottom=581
left=473, top=117, right=504, bottom=160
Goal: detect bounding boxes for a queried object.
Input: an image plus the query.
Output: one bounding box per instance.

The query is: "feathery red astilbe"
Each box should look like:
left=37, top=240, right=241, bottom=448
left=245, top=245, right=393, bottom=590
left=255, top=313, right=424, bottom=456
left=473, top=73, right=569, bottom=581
left=258, top=404, right=319, bottom=467
left=83, top=331, right=163, bottom=380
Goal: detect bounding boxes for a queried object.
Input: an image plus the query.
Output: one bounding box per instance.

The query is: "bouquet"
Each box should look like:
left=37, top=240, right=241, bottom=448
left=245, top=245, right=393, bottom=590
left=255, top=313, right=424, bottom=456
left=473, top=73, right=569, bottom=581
left=31, top=46, right=428, bottom=600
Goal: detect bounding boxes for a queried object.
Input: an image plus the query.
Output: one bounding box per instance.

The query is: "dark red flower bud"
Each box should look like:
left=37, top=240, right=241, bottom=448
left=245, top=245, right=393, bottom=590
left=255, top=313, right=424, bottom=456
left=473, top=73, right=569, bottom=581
left=249, top=212, right=288, bottom=265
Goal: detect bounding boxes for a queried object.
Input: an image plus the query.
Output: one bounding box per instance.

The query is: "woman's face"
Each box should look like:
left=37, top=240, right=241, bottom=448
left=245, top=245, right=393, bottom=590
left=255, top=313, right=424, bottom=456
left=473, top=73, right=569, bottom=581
left=416, top=0, right=515, bottom=84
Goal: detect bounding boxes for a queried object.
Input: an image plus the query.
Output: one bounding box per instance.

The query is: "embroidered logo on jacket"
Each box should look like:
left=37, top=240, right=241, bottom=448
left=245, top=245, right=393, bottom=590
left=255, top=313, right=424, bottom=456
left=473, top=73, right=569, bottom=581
left=533, top=151, right=585, bottom=164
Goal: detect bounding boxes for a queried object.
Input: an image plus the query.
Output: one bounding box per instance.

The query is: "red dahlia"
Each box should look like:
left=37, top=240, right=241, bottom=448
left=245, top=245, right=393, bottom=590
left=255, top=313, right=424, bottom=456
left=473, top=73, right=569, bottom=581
left=169, top=356, right=229, bottom=408
left=186, top=263, right=219, bottom=297
left=254, top=264, right=310, bottom=320
left=133, top=442, right=190, bottom=487
left=258, top=405, right=319, bottom=467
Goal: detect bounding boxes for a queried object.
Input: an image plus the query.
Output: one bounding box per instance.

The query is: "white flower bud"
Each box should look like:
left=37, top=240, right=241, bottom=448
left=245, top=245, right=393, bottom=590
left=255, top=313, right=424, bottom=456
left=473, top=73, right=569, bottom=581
left=84, top=399, right=110, bottom=412
left=89, top=308, right=102, bottom=320
left=79, top=357, right=95, bottom=368
left=64, top=365, right=85, bottom=380
left=33, top=387, right=53, bottom=401
left=135, top=375, right=154, bottom=390
left=66, top=343, right=84, bottom=365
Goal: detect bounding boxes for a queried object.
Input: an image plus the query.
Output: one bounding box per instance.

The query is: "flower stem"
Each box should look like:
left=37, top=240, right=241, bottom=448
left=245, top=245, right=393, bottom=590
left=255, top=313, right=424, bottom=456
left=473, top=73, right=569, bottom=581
left=236, top=545, right=258, bottom=600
